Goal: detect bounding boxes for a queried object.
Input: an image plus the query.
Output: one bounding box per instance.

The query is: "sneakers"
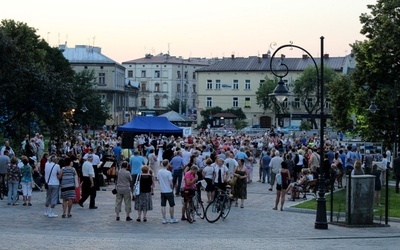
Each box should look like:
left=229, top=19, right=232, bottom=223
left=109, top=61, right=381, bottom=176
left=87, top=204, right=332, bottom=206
left=162, top=218, right=168, bottom=224
left=170, top=217, right=179, bottom=223
left=48, top=213, right=58, bottom=218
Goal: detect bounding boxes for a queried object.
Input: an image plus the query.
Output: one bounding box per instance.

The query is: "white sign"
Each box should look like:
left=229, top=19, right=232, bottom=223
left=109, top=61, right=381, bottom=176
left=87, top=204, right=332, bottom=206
left=181, top=127, right=192, bottom=137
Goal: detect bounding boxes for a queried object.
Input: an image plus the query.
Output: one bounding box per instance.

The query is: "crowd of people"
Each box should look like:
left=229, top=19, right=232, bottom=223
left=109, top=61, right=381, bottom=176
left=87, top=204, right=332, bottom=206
left=0, top=127, right=399, bottom=223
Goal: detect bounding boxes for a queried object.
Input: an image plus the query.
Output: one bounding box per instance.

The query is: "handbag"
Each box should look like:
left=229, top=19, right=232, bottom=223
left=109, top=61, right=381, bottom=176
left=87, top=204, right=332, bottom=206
left=45, top=163, right=56, bottom=190
left=230, top=175, right=238, bottom=186
left=133, top=174, right=141, bottom=196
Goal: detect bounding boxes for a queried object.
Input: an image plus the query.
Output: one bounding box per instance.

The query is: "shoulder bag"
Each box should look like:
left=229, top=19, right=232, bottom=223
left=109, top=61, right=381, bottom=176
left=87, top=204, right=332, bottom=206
left=133, top=174, right=141, bottom=196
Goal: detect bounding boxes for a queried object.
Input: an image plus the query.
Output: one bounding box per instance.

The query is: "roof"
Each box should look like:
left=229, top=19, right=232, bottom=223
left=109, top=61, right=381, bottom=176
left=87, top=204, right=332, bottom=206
left=122, top=53, right=212, bottom=66
left=196, top=56, right=347, bottom=72
left=61, top=45, right=121, bottom=65
left=159, top=111, right=193, bottom=122
left=117, top=116, right=183, bottom=135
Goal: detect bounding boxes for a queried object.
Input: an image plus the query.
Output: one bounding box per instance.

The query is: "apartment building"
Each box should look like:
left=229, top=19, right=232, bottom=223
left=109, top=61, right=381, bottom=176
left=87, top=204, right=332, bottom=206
left=61, top=45, right=138, bottom=126
left=122, top=53, right=217, bottom=116
left=196, top=53, right=356, bottom=128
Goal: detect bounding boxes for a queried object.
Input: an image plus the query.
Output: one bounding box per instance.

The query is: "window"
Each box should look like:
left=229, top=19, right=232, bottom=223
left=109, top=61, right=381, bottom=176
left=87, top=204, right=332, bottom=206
left=215, top=80, right=221, bottom=90
left=127, top=70, right=133, bottom=78
left=141, top=98, right=146, bottom=107
left=154, top=70, right=160, bottom=78
left=233, top=80, right=238, bottom=90
left=155, top=83, right=160, bottom=92
left=245, top=97, right=251, bottom=108
left=184, top=84, right=188, bottom=93
left=307, top=98, right=313, bottom=108
left=207, top=80, right=212, bottom=90
left=184, top=71, right=188, bottom=79
left=141, top=70, right=146, bottom=77
left=206, top=97, right=212, bottom=107
left=98, top=73, right=105, bottom=85
left=101, top=94, right=106, bottom=103
left=233, top=97, right=239, bottom=107
left=244, top=80, right=251, bottom=90
left=192, top=99, right=196, bottom=108
left=192, top=84, right=196, bottom=93
left=192, top=72, right=196, bottom=79
left=154, top=97, right=160, bottom=107
left=177, top=83, right=181, bottom=93
left=177, top=71, right=181, bottom=79
left=292, top=97, right=301, bottom=109
left=282, top=99, right=289, bottom=108
left=141, top=83, right=147, bottom=92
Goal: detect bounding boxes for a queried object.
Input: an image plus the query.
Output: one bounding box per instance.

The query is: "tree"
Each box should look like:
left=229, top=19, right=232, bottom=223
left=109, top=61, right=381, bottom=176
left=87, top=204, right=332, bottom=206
left=255, top=77, right=285, bottom=114
left=0, top=19, right=75, bottom=144
left=327, top=75, right=353, bottom=131
left=167, top=98, right=188, bottom=114
left=350, top=0, right=400, bottom=142
left=199, top=106, right=222, bottom=128
left=293, top=66, right=338, bottom=129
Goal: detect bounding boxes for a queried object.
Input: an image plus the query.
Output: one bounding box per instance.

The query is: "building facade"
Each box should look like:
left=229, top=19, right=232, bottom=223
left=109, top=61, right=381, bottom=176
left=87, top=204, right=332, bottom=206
left=122, top=53, right=218, bottom=116
left=61, top=45, right=138, bottom=126
left=196, top=53, right=356, bottom=128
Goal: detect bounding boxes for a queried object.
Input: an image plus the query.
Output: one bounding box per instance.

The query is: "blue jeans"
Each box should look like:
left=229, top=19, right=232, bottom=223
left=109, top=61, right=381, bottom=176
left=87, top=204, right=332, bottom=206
left=172, top=169, right=183, bottom=195
left=7, top=180, right=19, bottom=204
left=262, top=168, right=271, bottom=183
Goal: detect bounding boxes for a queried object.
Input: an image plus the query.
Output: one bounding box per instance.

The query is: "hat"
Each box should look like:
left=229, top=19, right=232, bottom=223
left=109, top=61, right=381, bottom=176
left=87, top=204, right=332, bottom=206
left=29, top=156, right=37, bottom=162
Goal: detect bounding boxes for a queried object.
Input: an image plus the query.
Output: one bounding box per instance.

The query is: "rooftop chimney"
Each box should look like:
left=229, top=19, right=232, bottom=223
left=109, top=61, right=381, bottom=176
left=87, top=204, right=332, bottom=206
left=262, top=54, right=269, bottom=58
left=323, top=54, right=329, bottom=59
left=231, top=54, right=235, bottom=59
left=302, top=54, right=309, bottom=59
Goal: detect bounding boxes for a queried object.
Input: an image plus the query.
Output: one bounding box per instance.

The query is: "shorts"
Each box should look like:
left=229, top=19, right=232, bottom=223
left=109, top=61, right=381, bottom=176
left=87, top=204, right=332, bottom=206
left=276, top=183, right=289, bottom=191
left=160, top=192, right=175, bottom=207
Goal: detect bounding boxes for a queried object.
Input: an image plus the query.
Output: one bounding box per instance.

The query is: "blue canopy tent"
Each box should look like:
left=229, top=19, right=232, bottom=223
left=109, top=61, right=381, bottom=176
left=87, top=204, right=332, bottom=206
left=117, top=116, right=183, bottom=148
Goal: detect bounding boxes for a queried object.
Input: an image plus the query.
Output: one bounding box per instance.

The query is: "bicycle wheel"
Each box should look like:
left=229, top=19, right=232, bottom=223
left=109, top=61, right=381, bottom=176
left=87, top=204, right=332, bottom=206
left=221, top=197, right=232, bottom=219
left=205, top=199, right=221, bottom=223
left=193, top=195, right=205, bottom=219
left=186, top=199, right=195, bottom=223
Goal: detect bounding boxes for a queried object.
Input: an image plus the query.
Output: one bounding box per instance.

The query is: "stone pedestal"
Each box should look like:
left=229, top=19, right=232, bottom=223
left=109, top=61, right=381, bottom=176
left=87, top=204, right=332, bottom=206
left=346, top=175, right=375, bottom=225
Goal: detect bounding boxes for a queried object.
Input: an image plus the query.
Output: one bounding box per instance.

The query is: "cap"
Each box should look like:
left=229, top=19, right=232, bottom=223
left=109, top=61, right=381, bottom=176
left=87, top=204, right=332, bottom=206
left=29, top=156, right=37, bottom=162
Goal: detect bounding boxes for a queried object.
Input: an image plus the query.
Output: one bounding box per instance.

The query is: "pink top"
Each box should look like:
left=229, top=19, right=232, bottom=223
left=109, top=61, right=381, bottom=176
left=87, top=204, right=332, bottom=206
left=184, top=171, right=196, bottom=189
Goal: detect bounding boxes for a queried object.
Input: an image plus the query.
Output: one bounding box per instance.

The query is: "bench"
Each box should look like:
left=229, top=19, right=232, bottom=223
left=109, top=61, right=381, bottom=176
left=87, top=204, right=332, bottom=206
left=299, top=179, right=317, bottom=199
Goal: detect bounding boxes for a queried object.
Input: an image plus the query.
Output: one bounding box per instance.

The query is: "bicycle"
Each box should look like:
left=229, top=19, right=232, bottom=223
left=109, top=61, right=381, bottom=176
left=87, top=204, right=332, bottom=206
left=205, top=186, right=233, bottom=223
left=182, top=180, right=206, bottom=223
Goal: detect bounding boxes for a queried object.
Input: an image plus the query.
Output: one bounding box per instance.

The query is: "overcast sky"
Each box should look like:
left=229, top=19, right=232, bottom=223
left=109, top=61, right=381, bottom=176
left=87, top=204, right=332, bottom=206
left=1, top=0, right=373, bottom=63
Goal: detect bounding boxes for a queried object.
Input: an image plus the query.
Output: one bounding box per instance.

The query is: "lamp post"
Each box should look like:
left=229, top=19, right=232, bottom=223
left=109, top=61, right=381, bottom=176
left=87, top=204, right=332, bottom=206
left=269, top=36, right=328, bottom=229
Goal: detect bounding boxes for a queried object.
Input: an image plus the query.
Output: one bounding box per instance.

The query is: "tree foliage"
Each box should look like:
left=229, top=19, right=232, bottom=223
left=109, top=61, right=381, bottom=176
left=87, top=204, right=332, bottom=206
left=255, top=77, right=284, bottom=114
left=0, top=19, right=109, bottom=147
left=350, top=0, right=400, bottom=142
left=167, top=98, right=188, bottom=114
left=327, top=75, right=353, bottom=131
left=293, top=66, right=338, bottom=128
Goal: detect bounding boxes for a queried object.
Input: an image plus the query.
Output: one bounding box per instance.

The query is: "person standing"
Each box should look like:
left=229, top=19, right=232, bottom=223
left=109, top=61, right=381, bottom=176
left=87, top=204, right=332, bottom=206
left=363, top=150, right=374, bottom=174
left=393, top=153, right=400, bottom=193
left=129, top=150, right=145, bottom=199
left=44, top=155, right=61, bottom=217
left=170, top=151, right=185, bottom=196
left=273, top=161, right=291, bottom=211
left=212, top=158, right=229, bottom=191
left=0, top=150, right=10, bottom=190
left=59, top=157, right=77, bottom=218
left=115, top=161, right=132, bottom=221
left=7, top=156, right=21, bottom=206
left=112, top=143, right=123, bottom=167
left=78, top=155, right=97, bottom=209
left=372, top=164, right=382, bottom=206
left=1, top=141, right=15, bottom=157
left=157, top=159, right=179, bottom=224
left=134, top=165, right=153, bottom=222
left=269, top=151, right=283, bottom=191
left=233, top=159, right=248, bottom=208
left=261, top=151, right=271, bottom=184
left=20, top=157, right=33, bottom=206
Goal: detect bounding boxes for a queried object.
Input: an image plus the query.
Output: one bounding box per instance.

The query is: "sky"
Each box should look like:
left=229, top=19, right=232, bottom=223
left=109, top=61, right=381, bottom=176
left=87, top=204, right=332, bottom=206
left=1, top=0, right=374, bottom=63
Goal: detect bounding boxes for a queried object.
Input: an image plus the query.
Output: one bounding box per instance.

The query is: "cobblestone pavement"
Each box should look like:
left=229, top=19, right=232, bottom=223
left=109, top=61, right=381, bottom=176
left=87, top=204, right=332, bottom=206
left=1, top=167, right=399, bottom=250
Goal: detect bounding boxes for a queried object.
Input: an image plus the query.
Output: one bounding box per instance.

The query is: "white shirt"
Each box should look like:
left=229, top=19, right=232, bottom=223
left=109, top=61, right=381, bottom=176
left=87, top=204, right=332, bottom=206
left=45, top=162, right=60, bottom=185
left=270, top=156, right=283, bottom=174
left=157, top=168, right=173, bottom=193
left=82, top=161, right=94, bottom=177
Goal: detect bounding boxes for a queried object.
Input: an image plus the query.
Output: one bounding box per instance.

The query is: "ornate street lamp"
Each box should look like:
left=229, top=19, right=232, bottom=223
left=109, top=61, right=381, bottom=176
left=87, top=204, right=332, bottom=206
left=269, top=36, right=328, bottom=229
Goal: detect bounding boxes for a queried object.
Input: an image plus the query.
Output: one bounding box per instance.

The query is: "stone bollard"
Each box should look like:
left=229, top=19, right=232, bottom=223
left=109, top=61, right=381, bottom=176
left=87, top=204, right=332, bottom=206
left=346, top=175, right=375, bottom=225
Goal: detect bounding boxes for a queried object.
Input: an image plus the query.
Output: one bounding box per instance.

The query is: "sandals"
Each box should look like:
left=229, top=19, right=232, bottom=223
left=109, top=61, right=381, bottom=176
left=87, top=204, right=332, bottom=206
left=62, top=214, right=66, bottom=218
left=136, top=218, right=141, bottom=222
left=67, top=214, right=72, bottom=218
left=143, top=217, right=147, bottom=222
